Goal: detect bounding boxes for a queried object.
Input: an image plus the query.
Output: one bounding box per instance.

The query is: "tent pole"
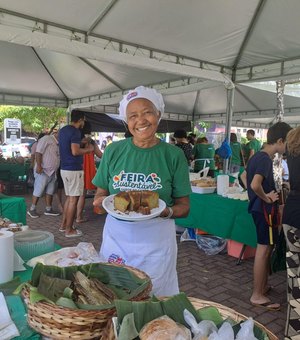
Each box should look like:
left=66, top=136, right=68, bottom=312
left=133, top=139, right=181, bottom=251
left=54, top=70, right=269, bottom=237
left=66, top=107, right=71, bottom=124
left=223, top=87, right=235, bottom=173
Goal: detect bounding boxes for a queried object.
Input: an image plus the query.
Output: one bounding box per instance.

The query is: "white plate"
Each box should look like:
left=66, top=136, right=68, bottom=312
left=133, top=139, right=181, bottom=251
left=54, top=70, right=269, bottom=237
left=102, top=194, right=166, bottom=221
left=191, top=186, right=216, bottom=194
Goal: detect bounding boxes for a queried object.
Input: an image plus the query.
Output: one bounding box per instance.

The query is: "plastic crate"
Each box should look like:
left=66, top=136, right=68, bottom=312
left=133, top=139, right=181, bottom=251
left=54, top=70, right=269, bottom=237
left=227, top=240, right=256, bottom=260
left=0, top=180, right=27, bottom=195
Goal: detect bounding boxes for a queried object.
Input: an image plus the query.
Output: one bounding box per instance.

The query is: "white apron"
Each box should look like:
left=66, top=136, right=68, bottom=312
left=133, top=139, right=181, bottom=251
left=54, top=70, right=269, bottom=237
left=100, top=214, right=179, bottom=297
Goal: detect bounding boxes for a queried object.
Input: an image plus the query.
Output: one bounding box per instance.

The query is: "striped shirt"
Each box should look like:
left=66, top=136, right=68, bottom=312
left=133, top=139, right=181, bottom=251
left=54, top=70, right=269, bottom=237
left=35, top=135, right=60, bottom=176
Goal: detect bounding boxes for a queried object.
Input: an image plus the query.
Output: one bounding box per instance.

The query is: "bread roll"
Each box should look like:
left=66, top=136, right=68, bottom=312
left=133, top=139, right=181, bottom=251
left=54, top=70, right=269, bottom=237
left=139, top=316, right=191, bottom=340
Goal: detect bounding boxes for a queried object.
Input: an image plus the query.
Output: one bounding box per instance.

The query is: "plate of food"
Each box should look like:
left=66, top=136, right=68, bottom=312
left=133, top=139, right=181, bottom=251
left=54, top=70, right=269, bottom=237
left=102, top=190, right=167, bottom=221
left=190, top=178, right=217, bottom=194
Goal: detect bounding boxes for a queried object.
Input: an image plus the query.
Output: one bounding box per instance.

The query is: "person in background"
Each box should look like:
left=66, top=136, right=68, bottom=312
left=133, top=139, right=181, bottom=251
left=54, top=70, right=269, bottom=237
left=173, top=129, right=193, bottom=166
left=188, top=133, right=196, bottom=146
left=282, top=126, right=300, bottom=337
left=106, top=135, right=113, bottom=146
left=244, top=129, right=261, bottom=165
left=229, top=133, right=242, bottom=174
left=58, top=110, right=94, bottom=238
left=169, top=135, right=176, bottom=145
left=27, top=130, right=60, bottom=218
left=27, top=132, right=46, bottom=189
left=93, top=86, right=191, bottom=296
left=192, top=136, right=215, bottom=177
left=196, top=136, right=208, bottom=144
left=246, top=122, right=292, bottom=311
left=282, top=153, right=289, bottom=182
left=76, top=121, right=102, bottom=223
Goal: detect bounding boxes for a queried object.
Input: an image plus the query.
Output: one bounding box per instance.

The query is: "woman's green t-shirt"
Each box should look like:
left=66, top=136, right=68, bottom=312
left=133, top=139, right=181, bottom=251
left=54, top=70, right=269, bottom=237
left=92, top=138, right=192, bottom=207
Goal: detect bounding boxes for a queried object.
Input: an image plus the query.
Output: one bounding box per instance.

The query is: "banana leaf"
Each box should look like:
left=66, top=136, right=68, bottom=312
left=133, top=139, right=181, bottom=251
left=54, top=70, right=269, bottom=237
left=31, top=263, right=109, bottom=286
left=56, top=297, right=78, bottom=309
left=0, top=277, right=21, bottom=296
left=197, top=306, right=223, bottom=326
left=76, top=301, right=115, bottom=310
left=115, top=293, right=199, bottom=332
left=118, top=313, right=139, bottom=340
left=37, top=273, right=72, bottom=302
left=31, top=263, right=150, bottom=301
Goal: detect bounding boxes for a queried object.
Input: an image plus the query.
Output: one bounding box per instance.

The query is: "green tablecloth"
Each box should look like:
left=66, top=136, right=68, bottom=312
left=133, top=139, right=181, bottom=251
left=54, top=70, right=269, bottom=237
left=176, top=193, right=257, bottom=248
left=0, top=193, right=27, bottom=224
left=0, top=163, right=30, bottom=181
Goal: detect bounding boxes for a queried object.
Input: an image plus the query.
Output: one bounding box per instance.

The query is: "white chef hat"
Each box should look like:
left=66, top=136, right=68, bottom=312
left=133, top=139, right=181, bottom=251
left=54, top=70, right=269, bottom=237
left=118, top=86, right=165, bottom=121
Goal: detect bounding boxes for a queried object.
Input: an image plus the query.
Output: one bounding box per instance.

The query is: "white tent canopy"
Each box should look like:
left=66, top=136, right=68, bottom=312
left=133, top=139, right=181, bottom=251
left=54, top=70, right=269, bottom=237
left=1, top=0, right=300, bottom=127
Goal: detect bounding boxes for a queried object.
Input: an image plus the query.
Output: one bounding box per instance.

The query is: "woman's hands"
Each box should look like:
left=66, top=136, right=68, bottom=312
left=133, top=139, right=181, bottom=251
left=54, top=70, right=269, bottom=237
left=159, top=196, right=190, bottom=219
left=93, top=188, right=109, bottom=214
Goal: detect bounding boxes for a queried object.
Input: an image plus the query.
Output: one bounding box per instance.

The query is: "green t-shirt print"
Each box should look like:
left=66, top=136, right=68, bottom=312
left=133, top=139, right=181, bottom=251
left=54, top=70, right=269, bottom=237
left=92, top=138, right=192, bottom=207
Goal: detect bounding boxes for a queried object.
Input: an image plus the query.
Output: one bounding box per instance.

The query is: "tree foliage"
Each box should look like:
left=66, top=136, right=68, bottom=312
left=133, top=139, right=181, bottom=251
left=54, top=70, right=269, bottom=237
left=0, top=106, right=67, bottom=135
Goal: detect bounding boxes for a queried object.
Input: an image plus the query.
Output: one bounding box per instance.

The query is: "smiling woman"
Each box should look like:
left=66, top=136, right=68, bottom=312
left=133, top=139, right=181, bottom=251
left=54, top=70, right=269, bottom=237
left=92, top=86, right=192, bottom=297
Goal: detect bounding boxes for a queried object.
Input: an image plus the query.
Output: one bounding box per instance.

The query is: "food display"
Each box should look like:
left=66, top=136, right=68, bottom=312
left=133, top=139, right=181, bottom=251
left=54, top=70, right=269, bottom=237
left=190, top=178, right=216, bottom=188
left=0, top=217, right=26, bottom=232
left=190, top=177, right=217, bottom=194
left=19, top=262, right=152, bottom=339
left=114, top=190, right=159, bottom=215
left=139, top=316, right=190, bottom=340
left=112, top=293, right=277, bottom=340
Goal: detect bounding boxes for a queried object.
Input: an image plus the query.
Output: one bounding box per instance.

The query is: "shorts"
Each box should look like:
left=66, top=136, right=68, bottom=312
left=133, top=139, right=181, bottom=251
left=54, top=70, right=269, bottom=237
left=33, top=171, right=57, bottom=197
left=60, top=170, right=84, bottom=196
left=251, top=211, right=279, bottom=246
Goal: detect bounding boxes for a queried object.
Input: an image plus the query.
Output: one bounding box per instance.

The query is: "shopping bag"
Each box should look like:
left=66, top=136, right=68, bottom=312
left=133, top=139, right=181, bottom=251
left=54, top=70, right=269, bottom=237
left=271, top=228, right=286, bottom=273
left=216, top=138, right=232, bottom=159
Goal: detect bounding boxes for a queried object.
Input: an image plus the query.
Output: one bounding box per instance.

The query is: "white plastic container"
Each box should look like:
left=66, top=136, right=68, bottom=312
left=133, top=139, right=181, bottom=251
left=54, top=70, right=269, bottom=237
left=217, top=174, right=229, bottom=195
left=191, top=186, right=216, bottom=194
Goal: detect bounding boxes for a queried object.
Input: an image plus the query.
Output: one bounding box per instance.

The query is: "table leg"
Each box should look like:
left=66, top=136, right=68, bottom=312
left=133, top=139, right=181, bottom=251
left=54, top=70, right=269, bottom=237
left=236, top=244, right=247, bottom=265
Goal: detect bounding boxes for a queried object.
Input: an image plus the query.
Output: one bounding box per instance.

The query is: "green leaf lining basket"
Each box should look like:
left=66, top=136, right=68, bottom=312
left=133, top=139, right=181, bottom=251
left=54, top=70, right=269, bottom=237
left=102, top=297, right=278, bottom=340
left=21, top=262, right=152, bottom=340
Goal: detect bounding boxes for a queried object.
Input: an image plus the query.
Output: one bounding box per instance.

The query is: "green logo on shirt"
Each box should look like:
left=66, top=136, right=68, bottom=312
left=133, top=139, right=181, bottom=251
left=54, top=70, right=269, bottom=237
left=113, top=171, right=162, bottom=190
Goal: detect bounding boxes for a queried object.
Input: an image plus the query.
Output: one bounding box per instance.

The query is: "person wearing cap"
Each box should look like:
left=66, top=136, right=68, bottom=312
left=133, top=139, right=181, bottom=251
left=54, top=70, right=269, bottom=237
left=93, top=86, right=191, bottom=296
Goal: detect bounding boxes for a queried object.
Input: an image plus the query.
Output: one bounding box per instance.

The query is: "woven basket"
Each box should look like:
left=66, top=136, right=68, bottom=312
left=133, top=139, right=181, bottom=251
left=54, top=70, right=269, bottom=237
left=103, top=297, right=278, bottom=340
left=22, top=263, right=152, bottom=340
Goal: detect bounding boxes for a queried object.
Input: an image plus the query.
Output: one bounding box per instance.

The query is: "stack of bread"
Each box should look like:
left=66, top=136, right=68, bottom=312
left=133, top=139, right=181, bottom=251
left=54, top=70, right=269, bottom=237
left=190, top=178, right=216, bottom=188
left=114, top=190, right=159, bottom=215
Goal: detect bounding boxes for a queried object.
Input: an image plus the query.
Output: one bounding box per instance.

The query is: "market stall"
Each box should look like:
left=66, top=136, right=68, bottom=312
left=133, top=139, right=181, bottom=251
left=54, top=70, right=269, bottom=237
left=176, top=193, right=257, bottom=248
left=0, top=163, right=30, bottom=182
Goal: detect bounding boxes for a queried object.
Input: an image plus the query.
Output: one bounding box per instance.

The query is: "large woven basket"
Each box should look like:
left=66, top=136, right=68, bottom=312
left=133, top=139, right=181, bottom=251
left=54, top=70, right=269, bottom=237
left=102, top=296, right=278, bottom=340
left=22, top=263, right=152, bottom=340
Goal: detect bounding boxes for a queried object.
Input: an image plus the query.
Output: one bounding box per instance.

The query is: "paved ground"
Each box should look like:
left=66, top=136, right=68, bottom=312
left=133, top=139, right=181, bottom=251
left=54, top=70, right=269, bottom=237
left=22, top=191, right=287, bottom=339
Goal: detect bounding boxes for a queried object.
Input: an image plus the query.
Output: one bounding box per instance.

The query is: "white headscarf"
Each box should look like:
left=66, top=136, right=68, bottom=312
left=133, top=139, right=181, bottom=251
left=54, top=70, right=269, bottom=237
left=118, top=86, right=165, bottom=122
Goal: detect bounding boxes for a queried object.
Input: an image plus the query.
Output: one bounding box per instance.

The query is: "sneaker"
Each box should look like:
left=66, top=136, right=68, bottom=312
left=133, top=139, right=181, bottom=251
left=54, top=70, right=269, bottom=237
left=44, top=209, right=60, bottom=216
left=27, top=210, right=40, bottom=218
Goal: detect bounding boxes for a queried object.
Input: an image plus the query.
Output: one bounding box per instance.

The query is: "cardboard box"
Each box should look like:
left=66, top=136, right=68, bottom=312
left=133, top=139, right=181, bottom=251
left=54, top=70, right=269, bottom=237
left=227, top=240, right=256, bottom=260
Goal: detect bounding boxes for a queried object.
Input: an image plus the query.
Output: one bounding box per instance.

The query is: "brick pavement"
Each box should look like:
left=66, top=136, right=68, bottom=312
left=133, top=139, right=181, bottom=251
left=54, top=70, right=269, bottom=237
left=22, top=191, right=287, bottom=339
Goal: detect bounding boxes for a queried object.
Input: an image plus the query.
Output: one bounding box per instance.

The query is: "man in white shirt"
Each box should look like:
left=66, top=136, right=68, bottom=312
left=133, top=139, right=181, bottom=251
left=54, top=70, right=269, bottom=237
left=27, top=130, right=60, bottom=218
